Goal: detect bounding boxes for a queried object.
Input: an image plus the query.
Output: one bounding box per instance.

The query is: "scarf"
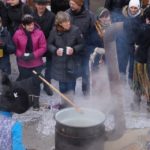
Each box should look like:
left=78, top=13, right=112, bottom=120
left=24, top=30, right=33, bottom=53
left=128, top=9, right=141, bottom=18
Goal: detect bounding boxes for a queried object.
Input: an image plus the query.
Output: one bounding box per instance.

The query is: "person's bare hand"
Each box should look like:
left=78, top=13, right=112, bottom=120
left=66, top=46, right=73, bottom=55
left=56, top=48, right=63, bottom=56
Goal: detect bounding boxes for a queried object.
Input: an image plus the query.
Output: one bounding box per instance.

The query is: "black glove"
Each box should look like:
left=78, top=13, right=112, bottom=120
left=22, top=53, right=34, bottom=61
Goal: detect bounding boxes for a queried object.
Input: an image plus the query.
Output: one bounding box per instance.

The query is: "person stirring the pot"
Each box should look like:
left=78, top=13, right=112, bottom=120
left=47, top=11, right=84, bottom=108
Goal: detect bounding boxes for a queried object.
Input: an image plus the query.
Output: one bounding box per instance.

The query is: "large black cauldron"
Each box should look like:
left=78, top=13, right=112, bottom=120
left=55, top=107, right=106, bottom=150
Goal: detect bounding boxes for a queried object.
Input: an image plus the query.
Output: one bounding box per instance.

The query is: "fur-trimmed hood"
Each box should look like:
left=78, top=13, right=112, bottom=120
left=122, top=5, right=143, bottom=18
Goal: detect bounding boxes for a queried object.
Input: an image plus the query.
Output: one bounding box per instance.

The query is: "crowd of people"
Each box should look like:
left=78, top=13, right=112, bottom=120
left=1, top=0, right=150, bottom=149
left=0, top=0, right=94, bottom=111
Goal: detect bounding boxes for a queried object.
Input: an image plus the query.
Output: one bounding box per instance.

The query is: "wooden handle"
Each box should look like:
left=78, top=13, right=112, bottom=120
left=32, top=70, right=81, bottom=112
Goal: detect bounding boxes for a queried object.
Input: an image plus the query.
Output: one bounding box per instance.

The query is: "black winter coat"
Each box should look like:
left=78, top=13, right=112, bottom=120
left=47, top=25, right=84, bottom=82
left=135, top=24, right=150, bottom=63
left=105, top=0, right=130, bottom=12
left=0, top=1, right=7, bottom=26
left=6, top=2, right=33, bottom=36
left=51, top=0, right=69, bottom=14
left=67, top=7, right=95, bottom=43
left=0, top=27, right=16, bottom=74
left=33, top=9, right=55, bottom=39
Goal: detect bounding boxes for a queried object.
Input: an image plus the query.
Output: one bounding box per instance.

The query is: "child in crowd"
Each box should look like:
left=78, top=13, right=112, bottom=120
left=0, top=16, right=16, bottom=75
left=0, top=73, right=30, bottom=150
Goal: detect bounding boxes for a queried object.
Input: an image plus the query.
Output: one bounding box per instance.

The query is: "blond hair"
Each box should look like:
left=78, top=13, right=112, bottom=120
left=55, top=11, right=71, bottom=31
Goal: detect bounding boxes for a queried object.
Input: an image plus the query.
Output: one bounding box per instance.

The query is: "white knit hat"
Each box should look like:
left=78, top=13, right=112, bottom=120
left=129, top=0, right=140, bottom=9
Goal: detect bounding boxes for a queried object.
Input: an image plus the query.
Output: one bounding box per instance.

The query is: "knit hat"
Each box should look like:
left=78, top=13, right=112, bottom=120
left=96, top=7, right=110, bottom=18
left=70, top=0, right=83, bottom=6
left=129, top=0, right=140, bottom=9
left=22, top=14, right=34, bottom=25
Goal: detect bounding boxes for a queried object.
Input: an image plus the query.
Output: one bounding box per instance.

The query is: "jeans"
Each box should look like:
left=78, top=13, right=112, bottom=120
left=81, top=55, right=90, bottom=93
left=59, top=81, right=76, bottom=93
left=128, top=49, right=135, bottom=80
left=44, top=58, right=52, bottom=82
left=116, top=31, right=135, bottom=81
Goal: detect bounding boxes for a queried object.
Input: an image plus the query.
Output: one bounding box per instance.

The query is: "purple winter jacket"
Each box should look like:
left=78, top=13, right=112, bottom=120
left=13, top=26, right=47, bottom=68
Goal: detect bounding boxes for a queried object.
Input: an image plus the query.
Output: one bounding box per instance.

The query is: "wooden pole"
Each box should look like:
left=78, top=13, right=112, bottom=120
left=32, top=70, right=82, bottom=112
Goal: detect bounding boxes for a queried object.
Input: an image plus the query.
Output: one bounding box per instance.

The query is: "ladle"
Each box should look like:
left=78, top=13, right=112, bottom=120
left=32, top=70, right=82, bottom=113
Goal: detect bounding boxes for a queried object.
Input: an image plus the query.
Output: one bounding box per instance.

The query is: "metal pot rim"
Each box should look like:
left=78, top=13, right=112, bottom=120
left=55, top=107, right=106, bottom=128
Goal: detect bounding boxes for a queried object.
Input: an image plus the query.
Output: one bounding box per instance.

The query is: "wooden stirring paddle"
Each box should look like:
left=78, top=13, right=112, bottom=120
left=32, top=70, right=82, bottom=113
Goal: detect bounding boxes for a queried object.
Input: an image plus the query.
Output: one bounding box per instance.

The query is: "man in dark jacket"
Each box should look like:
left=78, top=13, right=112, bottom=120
left=0, top=1, right=7, bottom=26
left=0, top=17, right=16, bottom=75
left=6, top=0, right=33, bottom=36
left=33, top=0, right=55, bottom=96
left=104, top=0, right=129, bottom=22
left=67, top=0, right=95, bottom=95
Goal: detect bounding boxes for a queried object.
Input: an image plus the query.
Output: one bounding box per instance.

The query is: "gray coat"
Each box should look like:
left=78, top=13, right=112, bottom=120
left=47, top=25, right=84, bottom=82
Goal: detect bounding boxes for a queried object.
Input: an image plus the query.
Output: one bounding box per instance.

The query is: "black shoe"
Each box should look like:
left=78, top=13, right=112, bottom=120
left=43, top=86, right=53, bottom=96
left=83, top=90, right=89, bottom=96
left=32, top=97, right=40, bottom=111
left=33, top=107, right=40, bottom=111
left=147, top=102, right=150, bottom=112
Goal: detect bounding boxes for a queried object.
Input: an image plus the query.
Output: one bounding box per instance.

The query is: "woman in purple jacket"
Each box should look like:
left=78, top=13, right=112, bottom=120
left=13, top=14, right=47, bottom=110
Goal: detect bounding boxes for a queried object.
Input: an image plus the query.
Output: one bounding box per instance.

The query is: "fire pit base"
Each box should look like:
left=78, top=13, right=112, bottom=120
left=55, top=127, right=105, bottom=150
left=55, top=108, right=106, bottom=150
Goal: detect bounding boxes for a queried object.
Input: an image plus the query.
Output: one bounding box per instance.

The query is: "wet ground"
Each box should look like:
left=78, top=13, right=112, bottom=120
left=9, top=1, right=150, bottom=150
left=10, top=52, right=150, bottom=150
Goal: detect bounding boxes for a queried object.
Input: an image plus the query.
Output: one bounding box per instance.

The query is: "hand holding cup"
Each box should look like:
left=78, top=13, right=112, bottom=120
left=57, top=48, right=64, bottom=56
left=66, top=46, right=73, bottom=55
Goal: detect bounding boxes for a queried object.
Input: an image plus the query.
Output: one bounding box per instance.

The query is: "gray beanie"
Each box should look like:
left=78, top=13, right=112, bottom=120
left=97, top=7, right=110, bottom=18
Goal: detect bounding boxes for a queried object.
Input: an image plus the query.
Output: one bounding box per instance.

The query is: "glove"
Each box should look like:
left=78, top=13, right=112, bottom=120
left=22, top=53, right=34, bottom=61
left=94, top=47, right=105, bottom=55
left=90, top=47, right=105, bottom=63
